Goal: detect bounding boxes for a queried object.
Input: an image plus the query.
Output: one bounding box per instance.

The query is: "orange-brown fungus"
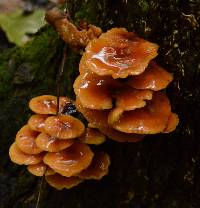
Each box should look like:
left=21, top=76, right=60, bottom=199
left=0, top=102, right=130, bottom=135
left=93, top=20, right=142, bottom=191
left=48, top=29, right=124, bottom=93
left=27, top=162, right=55, bottom=176
left=28, top=114, right=48, bottom=132
left=44, top=115, right=85, bottom=139
left=29, top=95, right=70, bottom=115
left=111, top=92, right=171, bottom=134
left=78, top=151, right=110, bottom=180
left=79, top=128, right=106, bottom=145
left=128, top=62, right=173, bottom=91
left=45, top=8, right=102, bottom=49
left=43, top=142, right=94, bottom=177
left=84, top=28, right=158, bottom=78
left=9, top=143, right=44, bottom=165
left=16, top=125, right=42, bottom=154
left=163, top=112, right=179, bottom=133
left=36, top=132, right=74, bottom=152
left=46, top=173, right=83, bottom=190
left=74, top=72, right=114, bottom=109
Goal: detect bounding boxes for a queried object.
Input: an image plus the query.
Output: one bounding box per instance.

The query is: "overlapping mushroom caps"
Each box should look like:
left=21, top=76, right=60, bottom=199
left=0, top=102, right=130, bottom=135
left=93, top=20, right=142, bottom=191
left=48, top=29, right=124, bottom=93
left=74, top=28, right=179, bottom=142
left=9, top=95, right=111, bottom=190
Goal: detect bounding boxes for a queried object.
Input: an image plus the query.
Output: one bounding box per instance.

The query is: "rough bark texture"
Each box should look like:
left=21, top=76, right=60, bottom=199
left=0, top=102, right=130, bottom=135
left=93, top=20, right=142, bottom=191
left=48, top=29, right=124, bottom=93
left=0, top=0, right=200, bottom=207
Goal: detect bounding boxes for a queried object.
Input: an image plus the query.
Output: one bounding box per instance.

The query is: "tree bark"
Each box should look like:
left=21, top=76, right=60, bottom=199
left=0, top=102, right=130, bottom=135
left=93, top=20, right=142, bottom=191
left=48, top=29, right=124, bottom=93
left=0, top=0, right=199, bottom=207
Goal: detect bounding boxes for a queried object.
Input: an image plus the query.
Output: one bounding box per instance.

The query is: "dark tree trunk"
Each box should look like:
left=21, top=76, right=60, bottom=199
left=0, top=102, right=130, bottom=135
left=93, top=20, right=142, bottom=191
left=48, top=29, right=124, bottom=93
left=0, top=0, right=200, bottom=207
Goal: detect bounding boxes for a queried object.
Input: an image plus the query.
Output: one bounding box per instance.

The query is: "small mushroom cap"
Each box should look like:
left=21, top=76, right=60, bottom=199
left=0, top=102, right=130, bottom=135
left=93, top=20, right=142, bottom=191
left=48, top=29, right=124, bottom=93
left=29, top=95, right=71, bottom=115
left=36, top=132, right=74, bottom=152
left=75, top=99, right=109, bottom=128
left=78, top=151, right=110, bottom=180
left=45, top=173, right=83, bottom=190
left=73, top=71, right=113, bottom=109
left=108, top=89, right=153, bottom=124
left=28, top=114, right=48, bottom=132
left=16, top=125, right=42, bottom=155
left=85, top=28, right=158, bottom=79
left=111, top=92, right=171, bottom=134
left=79, top=128, right=106, bottom=145
left=27, top=162, right=55, bottom=176
left=163, top=112, right=179, bottom=133
left=43, top=142, right=94, bottom=177
left=99, top=127, right=144, bottom=142
left=9, top=142, right=44, bottom=165
left=44, top=115, right=85, bottom=139
left=128, top=62, right=173, bottom=91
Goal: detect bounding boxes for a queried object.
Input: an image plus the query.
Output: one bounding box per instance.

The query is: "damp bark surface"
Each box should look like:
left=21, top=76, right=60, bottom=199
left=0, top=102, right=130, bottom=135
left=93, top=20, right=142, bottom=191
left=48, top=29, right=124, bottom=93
left=0, top=0, right=200, bottom=208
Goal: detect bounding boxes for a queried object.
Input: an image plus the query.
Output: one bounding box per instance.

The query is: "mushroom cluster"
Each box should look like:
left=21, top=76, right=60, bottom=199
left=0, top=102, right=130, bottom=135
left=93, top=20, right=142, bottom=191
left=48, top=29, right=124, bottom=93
left=74, top=28, right=179, bottom=142
left=9, top=95, right=110, bottom=190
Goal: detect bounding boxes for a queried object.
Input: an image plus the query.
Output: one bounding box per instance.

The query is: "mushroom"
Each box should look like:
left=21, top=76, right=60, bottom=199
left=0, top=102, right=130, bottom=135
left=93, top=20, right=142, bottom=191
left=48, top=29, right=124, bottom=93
left=110, top=92, right=171, bottom=134
left=36, top=132, right=74, bottom=152
left=45, top=173, right=83, bottom=190
left=28, top=114, right=49, bottom=132
left=27, top=162, right=55, bottom=176
left=108, top=89, right=153, bottom=124
left=163, top=112, right=179, bottom=133
left=9, top=142, right=44, bottom=165
left=44, top=115, right=85, bottom=139
left=73, top=72, right=114, bottom=109
left=43, top=142, right=94, bottom=177
left=29, top=95, right=71, bottom=115
left=16, top=125, right=42, bottom=154
left=78, top=151, right=110, bottom=180
left=128, top=62, right=173, bottom=91
left=79, top=128, right=106, bottom=145
left=84, top=28, right=158, bottom=79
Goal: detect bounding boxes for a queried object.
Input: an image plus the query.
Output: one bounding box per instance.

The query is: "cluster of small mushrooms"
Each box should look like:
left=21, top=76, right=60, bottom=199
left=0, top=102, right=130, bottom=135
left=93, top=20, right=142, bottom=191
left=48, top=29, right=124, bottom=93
left=9, top=95, right=110, bottom=190
left=73, top=28, right=179, bottom=142
left=9, top=8, right=179, bottom=190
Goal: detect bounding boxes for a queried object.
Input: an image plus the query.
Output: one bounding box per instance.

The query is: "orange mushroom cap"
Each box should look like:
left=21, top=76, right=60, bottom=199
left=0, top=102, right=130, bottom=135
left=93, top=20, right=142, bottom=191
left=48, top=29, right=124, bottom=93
left=108, top=89, right=153, bottom=124
left=16, top=125, right=42, bottom=155
left=45, top=173, right=83, bottom=190
left=36, top=132, right=74, bottom=152
left=163, top=112, right=179, bottom=133
left=43, top=142, right=94, bottom=177
left=110, top=92, right=171, bottom=134
left=9, top=142, right=44, bottom=165
left=78, top=151, right=110, bottom=180
left=27, top=162, right=55, bottom=176
left=29, top=95, right=71, bottom=115
left=128, top=62, right=173, bottom=91
left=79, top=128, right=106, bottom=145
left=84, top=28, right=158, bottom=79
left=74, top=72, right=114, bottom=109
left=28, top=114, right=49, bottom=132
left=44, top=115, right=85, bottom=139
